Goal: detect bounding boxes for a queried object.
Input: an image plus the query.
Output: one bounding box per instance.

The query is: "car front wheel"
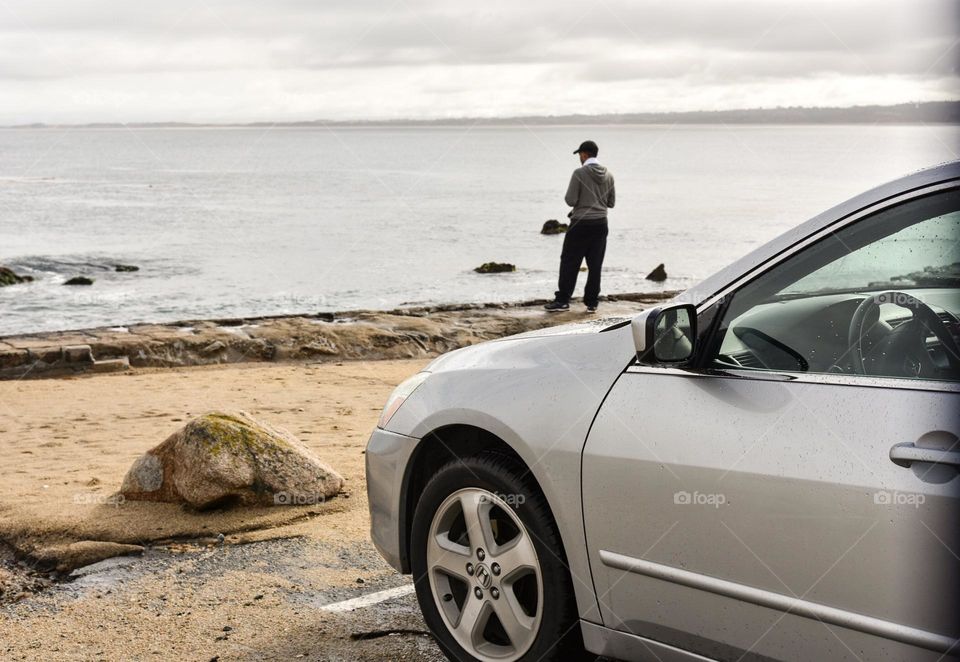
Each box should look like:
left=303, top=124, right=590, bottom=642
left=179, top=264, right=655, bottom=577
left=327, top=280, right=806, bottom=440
left=410, top=452, right=591, bottom=662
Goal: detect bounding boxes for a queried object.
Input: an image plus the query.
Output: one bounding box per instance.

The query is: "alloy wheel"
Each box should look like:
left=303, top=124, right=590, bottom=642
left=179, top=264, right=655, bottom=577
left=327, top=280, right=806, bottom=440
left=426, top=487, right=543, bottom=661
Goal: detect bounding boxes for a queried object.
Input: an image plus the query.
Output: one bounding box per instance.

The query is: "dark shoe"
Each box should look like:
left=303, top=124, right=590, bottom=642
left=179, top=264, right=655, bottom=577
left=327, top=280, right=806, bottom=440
left=585, top=305, right=597, bottom=313
left=544, top=301, right=570, bottom=312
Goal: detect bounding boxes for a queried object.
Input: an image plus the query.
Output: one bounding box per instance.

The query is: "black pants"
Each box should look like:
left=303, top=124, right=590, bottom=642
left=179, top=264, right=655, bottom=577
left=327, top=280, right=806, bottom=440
left=555, top=221, right=608, bottom=307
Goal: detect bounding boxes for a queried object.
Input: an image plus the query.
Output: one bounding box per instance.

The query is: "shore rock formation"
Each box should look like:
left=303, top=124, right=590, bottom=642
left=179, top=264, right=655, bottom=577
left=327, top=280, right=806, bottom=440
left=0, top=292, right=679, bottom=379
left=645, top=263, right=668, bottom=282
left=0, top=267, right=32, bottom=287
left=540, top=220, right=569, bottom=235
left=474, top=262, right=516, bottom=274
left=114, top=264, right=140, bottom=272
left=120, top=411, right=344, bottom=509
left=64, top=276, right=94, bottom=286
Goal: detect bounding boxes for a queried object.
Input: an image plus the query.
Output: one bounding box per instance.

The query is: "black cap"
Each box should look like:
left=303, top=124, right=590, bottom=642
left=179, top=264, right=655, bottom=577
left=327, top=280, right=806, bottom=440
left=573, top=140, right=598, bottom=157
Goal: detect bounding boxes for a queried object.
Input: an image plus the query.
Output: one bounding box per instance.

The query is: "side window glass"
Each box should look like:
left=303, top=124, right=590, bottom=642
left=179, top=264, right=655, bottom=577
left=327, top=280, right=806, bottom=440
left=709, top=191, right=960, bottom=382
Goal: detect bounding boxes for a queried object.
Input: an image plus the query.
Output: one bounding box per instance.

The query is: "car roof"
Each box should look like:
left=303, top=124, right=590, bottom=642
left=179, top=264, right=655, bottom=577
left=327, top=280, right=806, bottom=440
left=682, top=159, right=960, bottom=307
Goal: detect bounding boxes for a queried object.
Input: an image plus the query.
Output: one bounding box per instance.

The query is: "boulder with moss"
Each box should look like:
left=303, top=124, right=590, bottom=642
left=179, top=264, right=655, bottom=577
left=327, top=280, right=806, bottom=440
left=120, top=411, right=343, bottom=509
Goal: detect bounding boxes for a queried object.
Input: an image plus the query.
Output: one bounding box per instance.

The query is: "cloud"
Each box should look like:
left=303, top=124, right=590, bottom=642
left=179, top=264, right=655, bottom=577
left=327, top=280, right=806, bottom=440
left=0, top=0, right=956, bottom=123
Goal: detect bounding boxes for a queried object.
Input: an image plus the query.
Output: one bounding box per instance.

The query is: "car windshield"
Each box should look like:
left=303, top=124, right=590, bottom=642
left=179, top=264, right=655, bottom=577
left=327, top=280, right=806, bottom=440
left=777, top=211, right=960, bottom=298
left=711, top=191, right=960, bottom=381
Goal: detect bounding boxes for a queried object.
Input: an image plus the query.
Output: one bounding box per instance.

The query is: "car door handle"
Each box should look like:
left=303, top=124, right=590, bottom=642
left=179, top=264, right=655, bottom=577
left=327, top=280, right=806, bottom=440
left=889, top=442, right=960, bottom=469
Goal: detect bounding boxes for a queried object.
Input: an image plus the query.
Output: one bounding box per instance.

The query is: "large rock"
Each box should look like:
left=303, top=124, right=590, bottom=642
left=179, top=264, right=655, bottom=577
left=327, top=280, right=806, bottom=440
left=0, top=267, right=32, bottom=287
left=64, top=276, right=94, bottom=286
left=120, top=411, right=343, bottom=509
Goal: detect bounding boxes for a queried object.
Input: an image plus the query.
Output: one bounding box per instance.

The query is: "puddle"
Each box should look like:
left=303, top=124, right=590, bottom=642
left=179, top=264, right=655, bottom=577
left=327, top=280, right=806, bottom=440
left=65, top=554, right=145, bottom=593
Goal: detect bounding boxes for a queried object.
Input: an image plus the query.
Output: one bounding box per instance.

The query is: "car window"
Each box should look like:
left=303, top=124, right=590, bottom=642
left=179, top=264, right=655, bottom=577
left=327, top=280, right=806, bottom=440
left=708, top=189, right=960, bottom=382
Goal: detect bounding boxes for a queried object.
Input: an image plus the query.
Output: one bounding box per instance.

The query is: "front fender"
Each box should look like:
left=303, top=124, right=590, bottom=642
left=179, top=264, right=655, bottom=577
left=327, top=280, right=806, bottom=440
left=386, top=327, right=636, bottom=623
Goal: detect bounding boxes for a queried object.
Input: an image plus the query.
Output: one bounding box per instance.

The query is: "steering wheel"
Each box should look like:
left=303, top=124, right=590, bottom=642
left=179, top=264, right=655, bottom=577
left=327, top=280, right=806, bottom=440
left=848, top=291, right=960, bottom=378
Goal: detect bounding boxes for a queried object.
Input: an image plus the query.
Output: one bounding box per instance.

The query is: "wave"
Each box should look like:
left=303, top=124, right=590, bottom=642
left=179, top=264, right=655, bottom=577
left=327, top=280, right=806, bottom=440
left=4, top=256, right=126, bottom=275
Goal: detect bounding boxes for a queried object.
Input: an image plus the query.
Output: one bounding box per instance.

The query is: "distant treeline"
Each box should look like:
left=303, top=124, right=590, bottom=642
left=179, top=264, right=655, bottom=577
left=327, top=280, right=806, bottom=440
left=12, top=101, right=960, bottom=129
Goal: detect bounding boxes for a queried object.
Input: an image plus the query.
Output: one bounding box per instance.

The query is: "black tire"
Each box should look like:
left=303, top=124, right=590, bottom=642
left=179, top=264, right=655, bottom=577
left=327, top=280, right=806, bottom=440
left=410, top=452, right=593, bottom=662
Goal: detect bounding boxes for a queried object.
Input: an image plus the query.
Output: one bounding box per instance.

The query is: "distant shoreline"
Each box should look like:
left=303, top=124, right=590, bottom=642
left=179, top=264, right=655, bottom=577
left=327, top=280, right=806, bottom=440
left=3, top=121, right=956, bottom=131
left=7, top=100, right=958, bottom=130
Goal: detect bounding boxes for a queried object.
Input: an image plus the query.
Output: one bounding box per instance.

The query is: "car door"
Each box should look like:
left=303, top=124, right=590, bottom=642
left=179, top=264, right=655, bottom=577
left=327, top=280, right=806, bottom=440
left=582, top=185, right=960, bottom=661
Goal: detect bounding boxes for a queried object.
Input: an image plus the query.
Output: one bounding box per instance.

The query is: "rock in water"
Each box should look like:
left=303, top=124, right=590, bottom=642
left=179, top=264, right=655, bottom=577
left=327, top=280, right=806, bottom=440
left=0, top=267, right=32, bottom=287
left=64, top=276, right=95, bottom=286
left=474, top=262, right=516, bottom=274
left=120, top=411, right=343, bottom=509
left=114, top=264, right=140, bottom=272
left=645, top=263, right=667, bottom=282
left=540, top=220, right=569, bottom=235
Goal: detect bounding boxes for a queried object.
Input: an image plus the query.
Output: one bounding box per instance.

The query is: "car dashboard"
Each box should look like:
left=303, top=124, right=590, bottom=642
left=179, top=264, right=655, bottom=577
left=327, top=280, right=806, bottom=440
left=714, top=288, right=960, bottom=377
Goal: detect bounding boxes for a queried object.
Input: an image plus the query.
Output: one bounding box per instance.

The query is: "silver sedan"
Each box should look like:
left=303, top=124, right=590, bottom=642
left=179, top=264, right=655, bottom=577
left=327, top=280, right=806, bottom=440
left=366, top=161, right=960, bottom=662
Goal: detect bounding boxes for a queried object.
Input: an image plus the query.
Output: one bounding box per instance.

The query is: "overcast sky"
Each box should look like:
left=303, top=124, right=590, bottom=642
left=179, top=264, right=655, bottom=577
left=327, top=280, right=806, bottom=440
left=1, top=0, right=957, bottom=124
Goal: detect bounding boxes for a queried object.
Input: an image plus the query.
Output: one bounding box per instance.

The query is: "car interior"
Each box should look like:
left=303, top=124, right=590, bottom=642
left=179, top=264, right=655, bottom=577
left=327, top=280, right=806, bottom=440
left=711, top=191, right=960, bottom=381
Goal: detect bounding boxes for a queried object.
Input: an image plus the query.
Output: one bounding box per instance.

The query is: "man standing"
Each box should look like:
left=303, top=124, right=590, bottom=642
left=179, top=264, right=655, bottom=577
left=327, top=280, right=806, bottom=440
left=544, top=140, right=615, bottom=313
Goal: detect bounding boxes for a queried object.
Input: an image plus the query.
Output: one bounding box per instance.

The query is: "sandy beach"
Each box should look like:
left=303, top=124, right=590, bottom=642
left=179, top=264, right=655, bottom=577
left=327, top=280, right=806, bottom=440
left=0, top=298, right=663, bottom=660
left=0, top=358, right=441, bottom=660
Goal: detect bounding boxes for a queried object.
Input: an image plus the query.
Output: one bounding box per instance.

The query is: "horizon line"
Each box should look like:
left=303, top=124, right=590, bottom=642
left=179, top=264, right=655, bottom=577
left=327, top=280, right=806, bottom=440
left=6, top=100, right=959, bottom=129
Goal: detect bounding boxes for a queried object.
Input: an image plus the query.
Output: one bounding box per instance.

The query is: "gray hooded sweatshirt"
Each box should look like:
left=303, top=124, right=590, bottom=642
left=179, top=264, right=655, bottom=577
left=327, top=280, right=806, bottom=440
left=565, top=162, right=615, bottom=224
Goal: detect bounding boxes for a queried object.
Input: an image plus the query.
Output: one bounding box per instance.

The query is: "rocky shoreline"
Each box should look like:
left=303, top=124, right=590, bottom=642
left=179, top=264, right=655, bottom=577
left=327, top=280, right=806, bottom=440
left=0, top=292, right=677, bottom=379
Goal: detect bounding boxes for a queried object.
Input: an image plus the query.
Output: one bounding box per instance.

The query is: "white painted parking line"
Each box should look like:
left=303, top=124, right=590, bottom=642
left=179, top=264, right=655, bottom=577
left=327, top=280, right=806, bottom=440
left=319, top=584, right=417, bottom=613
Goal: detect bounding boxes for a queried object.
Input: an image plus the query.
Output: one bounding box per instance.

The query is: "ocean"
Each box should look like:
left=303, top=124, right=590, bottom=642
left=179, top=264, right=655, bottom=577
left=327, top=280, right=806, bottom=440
left=0, top=123, right=956, bottom=336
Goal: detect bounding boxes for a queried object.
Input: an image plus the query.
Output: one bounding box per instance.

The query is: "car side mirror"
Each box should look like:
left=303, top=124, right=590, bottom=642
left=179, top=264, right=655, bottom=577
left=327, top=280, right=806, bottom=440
left=632, top=304, right=697, bottom=366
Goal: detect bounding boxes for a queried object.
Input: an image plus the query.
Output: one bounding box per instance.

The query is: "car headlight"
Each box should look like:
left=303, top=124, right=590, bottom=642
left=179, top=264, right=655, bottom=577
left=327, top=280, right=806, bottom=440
left=378, top=371, right=430, bottom=429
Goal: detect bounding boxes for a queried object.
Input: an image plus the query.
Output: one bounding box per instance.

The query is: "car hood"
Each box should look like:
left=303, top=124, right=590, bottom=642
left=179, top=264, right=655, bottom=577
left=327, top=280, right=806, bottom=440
left=422, top=315, right=633, bottom=375
left=388, top=315, right=637, bottom=440
left=500, top=316, right=631, bottom=340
